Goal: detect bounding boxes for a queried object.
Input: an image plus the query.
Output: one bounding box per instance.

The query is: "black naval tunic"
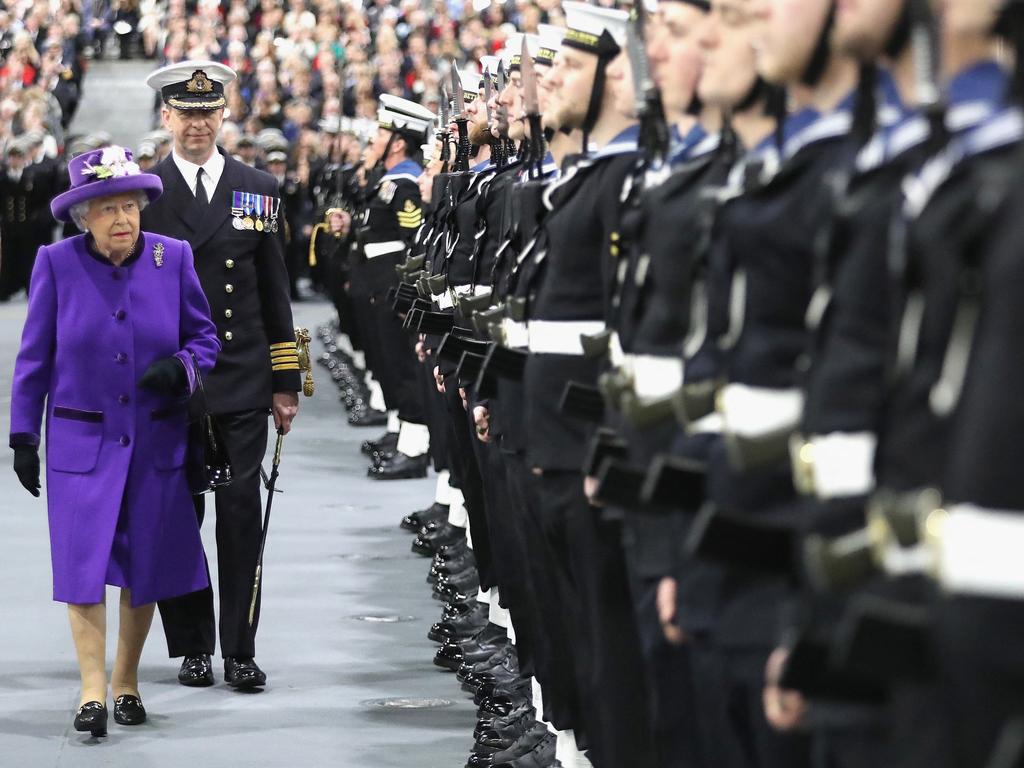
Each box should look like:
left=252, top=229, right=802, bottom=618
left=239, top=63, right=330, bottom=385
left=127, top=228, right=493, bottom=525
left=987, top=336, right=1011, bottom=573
left=522, top=124, right=660, bottom=768
left=142, top=147, right=301, bottom=660
left=351, top=158, right=426, bottom=424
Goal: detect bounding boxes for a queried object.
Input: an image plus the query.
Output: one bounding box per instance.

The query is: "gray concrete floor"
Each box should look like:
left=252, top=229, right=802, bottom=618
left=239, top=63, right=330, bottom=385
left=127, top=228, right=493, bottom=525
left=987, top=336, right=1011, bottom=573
left=0, top=60, right=473, bottom=767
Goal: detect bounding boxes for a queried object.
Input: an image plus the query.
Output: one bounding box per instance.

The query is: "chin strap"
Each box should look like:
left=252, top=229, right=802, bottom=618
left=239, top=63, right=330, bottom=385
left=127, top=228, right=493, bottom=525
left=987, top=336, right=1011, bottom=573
left=581, top=31, right=623, bottom=151
left=801, top=2, right=837, bottom=87
left=852, top=62, right=879, bottom=147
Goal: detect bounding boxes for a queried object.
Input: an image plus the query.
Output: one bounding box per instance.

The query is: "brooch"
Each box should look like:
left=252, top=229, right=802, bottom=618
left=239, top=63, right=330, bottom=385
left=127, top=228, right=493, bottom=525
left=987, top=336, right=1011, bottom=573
left=153, top=242, right=165, bottom=268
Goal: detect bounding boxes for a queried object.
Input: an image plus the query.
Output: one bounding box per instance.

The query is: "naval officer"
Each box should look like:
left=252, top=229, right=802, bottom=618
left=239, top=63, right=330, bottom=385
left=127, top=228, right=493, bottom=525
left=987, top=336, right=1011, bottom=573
left=140, top=60, right=302, bottom=691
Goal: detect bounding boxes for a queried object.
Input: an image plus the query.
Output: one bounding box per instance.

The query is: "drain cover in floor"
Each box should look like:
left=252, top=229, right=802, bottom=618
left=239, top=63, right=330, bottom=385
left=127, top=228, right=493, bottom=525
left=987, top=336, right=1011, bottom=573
left=349, top=614, right=417, bottom=623
left=362, top=698, right=455, bottom=709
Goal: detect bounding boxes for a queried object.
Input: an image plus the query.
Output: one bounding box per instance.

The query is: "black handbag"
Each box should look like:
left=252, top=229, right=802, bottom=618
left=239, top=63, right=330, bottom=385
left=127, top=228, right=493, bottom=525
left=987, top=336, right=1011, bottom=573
left=186, top=351, right=233, bottom=495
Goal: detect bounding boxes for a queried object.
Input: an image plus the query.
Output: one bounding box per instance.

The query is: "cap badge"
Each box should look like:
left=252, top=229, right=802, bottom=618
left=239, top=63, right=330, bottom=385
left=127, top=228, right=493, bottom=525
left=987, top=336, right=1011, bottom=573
left=185, top=70, right=214, bottom=94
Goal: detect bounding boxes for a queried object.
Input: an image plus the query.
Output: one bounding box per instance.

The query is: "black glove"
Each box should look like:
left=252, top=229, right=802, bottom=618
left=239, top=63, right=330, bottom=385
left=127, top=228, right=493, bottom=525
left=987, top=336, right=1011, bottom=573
left=139, top=357, right=188, bottom=395
left=13, top=446, right=40, bottom=497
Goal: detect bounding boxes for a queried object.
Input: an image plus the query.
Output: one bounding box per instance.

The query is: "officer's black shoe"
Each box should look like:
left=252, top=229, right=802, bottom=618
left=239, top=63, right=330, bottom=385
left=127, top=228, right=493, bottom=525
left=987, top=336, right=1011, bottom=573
left=403, top=502, right=449, bottom=532
left=441, top=596, right=477, bottom=621
left=368, top=452, right=429, bottom=480
left=224, top=657, right=267, bottom=690
left=348, top=407, right=388, bottom=427
left=474, top=665, right=525, bottom=702
left=112, top=694, right=147, bottom=726
left=437, top=622, right=505, bottom=671
left=476, top=708, right=537, bottom=752
left=465, top=646, right=518, bottom=692
left=433, top=536, right=468, bottom=561
left=429, top=550, right=476, bottom=583
left=370, top=445, right=399, bottom=465
left=466, top=722, right=550, bottom=768
left=177, top=654, right=215, bottom=687
left=433, top=570, right=481, bottom=601
left=428, top=600, right=488, bottom=643
left=494, top=731, right=556, bottom=768
left=474, top=702, right=535, bottom=741
left=477, top=690, right=530, bottom=719
left=476, top=676, right=532, bottom=708
left=73, top=701, right=108, bottom=737
left=413, top=524, right=465, bottom=556
left=361, top=430, right=398, bottom=456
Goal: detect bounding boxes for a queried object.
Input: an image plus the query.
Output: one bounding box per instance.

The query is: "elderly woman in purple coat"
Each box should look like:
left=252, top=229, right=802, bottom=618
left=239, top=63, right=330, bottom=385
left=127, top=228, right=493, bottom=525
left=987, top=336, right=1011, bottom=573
left=9, top=146, right=220, bottom=737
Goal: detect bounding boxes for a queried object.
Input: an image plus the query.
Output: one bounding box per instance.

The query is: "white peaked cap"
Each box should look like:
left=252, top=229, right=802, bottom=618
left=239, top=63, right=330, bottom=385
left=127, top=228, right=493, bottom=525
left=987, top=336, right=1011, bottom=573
left=562, top=1, right=629, bottom=48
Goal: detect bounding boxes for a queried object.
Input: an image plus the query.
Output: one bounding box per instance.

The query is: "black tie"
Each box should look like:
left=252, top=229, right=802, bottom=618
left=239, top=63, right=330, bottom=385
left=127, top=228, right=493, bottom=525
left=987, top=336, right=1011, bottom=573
left=195, top=168, right=208, bottom=206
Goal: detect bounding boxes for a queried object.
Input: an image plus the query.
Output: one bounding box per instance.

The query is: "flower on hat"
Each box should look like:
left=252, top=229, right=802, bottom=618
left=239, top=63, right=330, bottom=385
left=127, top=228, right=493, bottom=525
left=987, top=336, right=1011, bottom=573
left=82, top=146, right=141, bottom=181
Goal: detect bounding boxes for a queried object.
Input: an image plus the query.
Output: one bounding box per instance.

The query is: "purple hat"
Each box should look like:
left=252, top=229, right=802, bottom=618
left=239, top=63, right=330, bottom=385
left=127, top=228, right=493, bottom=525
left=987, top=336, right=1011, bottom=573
left=50, top=146, right=164, bottom=223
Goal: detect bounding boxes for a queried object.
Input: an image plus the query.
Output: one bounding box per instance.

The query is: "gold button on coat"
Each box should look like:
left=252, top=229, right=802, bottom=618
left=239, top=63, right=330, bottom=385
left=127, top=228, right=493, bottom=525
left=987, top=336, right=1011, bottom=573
left=225, top=259, right=235, bottom=269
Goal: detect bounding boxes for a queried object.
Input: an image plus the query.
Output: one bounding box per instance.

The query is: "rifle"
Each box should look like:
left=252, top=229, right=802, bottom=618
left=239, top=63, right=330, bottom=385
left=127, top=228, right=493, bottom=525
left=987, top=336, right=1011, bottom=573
left=520, top=40, right=545, bottom=178
left=483, top=65, right=500, bottom=169
left=450, top=59, right=472, bottom=173
left=438, top=82, right=452, bottom=174
left=626, top=2, right=670, bottom=167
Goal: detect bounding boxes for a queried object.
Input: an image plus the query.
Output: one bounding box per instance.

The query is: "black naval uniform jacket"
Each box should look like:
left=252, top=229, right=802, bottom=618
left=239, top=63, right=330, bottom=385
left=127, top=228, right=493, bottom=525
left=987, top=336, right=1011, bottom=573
left=141, top=149, right=301, bottom=414
left=704, top=110, right=857, bottom=648
left=524, top=130, right=640, bottom=472
left=350, top=158, right=423, bottom=300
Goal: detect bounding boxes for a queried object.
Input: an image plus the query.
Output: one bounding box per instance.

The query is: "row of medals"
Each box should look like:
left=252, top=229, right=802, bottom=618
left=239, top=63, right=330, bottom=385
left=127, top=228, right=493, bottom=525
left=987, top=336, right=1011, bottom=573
left=232, top=210, right=279, bottom=232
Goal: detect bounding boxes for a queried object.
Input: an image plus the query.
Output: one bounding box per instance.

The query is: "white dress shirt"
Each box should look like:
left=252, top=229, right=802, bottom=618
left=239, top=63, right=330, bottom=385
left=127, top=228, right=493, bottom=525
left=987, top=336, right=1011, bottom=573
left=172, top=149, right=225, bottom=201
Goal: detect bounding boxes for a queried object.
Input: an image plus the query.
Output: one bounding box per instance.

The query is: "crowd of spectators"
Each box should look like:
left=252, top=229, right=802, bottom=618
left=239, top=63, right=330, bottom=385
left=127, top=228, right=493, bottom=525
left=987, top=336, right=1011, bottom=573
left=0, top=0, right=586, bottom=298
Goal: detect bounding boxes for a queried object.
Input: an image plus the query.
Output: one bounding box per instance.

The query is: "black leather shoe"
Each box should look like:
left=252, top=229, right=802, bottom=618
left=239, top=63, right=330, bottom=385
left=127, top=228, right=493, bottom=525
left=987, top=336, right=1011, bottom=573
left=477, top=690, right=531, bottom=719
left=348, top=407, right=388, bottom=427
left=224, top=657, right=267, bottom=690
left=466, top=722, right=550, bottom=768
left=413, top=524, right=465, bottom=556
left=402, top=502, right=449, bottom=532
left=495, top=732, right=557, bottom=768
left=368, top=452, right=429, bottom=480
left=113, top=694, right=146, bottom=726
left=370, top=446, right=398, bottom=465
left=361, top=431, right=398, bottom=456
left=74, top=701, right=108, bottom=737
left=178, top=654, right=215, bottom=687
left=474, top=703, right=535, bottom=741
left=429, top=550, right=476, bottom=583
left=428, top=600, right=488, bottom=643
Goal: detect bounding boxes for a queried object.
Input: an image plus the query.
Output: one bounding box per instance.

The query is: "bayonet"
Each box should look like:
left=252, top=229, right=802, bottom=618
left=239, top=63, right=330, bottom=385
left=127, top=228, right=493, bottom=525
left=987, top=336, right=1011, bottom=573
left=520, top=42, right=545, bottom=177
left=439, top=82, right=452, bottom=171
left=628, top=3, right=670, bottom=165
left=450, top=58, right=471, bottom=172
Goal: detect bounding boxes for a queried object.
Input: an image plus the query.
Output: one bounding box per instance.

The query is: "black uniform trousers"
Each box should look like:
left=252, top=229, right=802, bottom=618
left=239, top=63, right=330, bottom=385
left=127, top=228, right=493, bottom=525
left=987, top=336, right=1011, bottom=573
left=370, top=294, right=425, bottom=423
left=0, top=223, right=36, bottom=298
left=533, top=470, right=658, bottom=768
left=419, top=351, right=450, bottom=472
left=158, top=409, right=269, bottom=659
left=441, top=373, right=494, bottom=588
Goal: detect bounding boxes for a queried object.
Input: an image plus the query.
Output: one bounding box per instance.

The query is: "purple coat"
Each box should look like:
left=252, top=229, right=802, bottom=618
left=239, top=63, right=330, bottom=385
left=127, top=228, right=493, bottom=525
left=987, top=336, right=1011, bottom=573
left=10, top=232, right=221, bottom=607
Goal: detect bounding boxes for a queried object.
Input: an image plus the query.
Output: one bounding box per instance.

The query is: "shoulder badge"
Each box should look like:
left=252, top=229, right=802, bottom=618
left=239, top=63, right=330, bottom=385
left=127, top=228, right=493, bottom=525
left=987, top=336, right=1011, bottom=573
left=378, top=180, right=397, bottom=204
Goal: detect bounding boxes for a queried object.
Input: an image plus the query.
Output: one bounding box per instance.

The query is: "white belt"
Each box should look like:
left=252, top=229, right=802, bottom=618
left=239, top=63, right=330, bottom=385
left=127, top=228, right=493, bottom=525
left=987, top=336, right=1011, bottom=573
left=622, top=353, right=684, bottom=402
left=930, top=504, right=1024, bottom=599
left=502, top=318, right=529, bottom=350
left=364, top=240, right=406, bottom=259
left=687, top=412, right=723, bottom=435
left=607, top=331, right=626, bottom=367
left=435, top=284, right=487, bottom=311
left=719, top=384, right=803, bottom=438
left=527, top=320, right=606, bottom=355
left=791, top=431, right=877, bottom=500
